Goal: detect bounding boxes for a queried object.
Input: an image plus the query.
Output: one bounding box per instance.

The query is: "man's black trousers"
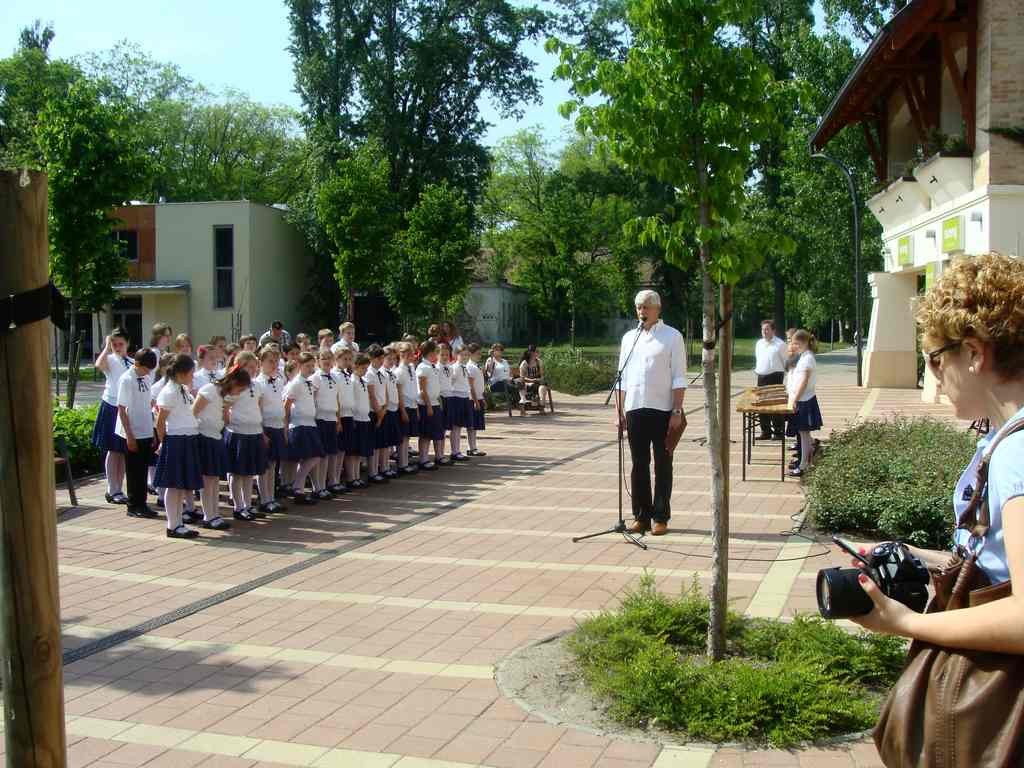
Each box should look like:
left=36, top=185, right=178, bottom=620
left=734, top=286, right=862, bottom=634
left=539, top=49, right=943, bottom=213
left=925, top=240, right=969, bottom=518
left=124, top=438, right=154, bottom=510
left=756, top=372, right=785, bottom=437
left=626, top=408, right=672, bottom=523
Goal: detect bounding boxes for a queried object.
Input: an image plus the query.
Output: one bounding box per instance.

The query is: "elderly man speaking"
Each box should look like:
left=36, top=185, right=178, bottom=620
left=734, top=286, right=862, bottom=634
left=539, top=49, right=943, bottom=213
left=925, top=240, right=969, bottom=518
left=615, top=290, right=687, bottom=536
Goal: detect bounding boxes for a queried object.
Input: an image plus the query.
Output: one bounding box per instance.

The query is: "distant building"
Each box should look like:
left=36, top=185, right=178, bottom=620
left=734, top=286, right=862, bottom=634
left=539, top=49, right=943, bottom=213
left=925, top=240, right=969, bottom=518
left=811, top=0, right=1024, bottom=398
left=462, top=282, right=530, bottom=345
left=71, top=201, right=312, bottom=356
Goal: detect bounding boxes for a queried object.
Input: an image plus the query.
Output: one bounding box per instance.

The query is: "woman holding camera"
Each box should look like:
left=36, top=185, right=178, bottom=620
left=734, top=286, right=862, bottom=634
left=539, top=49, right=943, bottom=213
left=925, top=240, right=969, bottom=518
left=848, top=253, right=1024, bottom=766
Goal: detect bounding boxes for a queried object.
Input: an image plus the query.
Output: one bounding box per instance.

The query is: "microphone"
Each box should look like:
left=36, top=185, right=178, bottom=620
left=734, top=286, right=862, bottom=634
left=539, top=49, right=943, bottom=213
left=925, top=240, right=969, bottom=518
left=637, top=319, right=644, bottom=330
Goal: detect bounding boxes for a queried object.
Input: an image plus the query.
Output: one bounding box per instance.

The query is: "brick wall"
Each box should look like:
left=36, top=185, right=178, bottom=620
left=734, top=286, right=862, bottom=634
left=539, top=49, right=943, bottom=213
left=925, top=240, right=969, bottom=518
left=976, top=0, right=1024, bottom=186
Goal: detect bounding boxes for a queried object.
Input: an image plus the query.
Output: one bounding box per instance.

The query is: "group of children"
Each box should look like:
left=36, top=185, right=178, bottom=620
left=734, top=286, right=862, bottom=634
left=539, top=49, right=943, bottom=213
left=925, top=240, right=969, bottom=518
left=91, top=322, right=499, bottom=540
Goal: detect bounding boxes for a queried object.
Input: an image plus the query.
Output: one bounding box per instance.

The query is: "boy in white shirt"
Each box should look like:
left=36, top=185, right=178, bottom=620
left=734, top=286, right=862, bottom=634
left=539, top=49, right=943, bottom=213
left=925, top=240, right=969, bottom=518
left=116, top=348, right=159, bottom=518
left=311, top=349, right=342, bottom=499
left=466, top=343, right=487, bottom=457
left=347, top=353, right=374, bottom=488
left=449, top=347, right=473, bottom=462
left=366, top=344, right=390, bottom=483
left=333, top=347, right=355, bottom=492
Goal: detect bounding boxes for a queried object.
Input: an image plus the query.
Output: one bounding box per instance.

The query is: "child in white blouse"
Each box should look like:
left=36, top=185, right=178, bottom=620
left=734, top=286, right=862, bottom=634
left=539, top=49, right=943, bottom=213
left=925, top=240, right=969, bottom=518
left=449, top=347, right=472, bottom=461
left=466, top=343, right=487, bottom=457
left=93, top=328, right=133, bottom=504
left=396, top=342, right=419, bottom=474
left=223, top=351, right=267, bottom=521
left=154, top=354, right=202, bottom=539
left=333, top=347, right=355, bottom=492
left=255, top=347, right=287, bottom=512
left=311, top=349, right=342, bottom=499
left=366, top=344, right=390, bottom=483
left=284, top=352, right=324, bottom=504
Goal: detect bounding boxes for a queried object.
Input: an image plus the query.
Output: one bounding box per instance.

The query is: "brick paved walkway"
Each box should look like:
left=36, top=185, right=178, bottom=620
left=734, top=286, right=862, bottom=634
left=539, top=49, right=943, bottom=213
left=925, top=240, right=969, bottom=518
left=35, top=351, right=959, bottom=768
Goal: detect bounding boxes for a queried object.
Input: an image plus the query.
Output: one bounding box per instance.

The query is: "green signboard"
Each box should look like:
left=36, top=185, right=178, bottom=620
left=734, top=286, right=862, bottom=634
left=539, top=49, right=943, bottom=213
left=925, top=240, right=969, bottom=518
left=925, top=263, right=936, bottom=292
left=942, top=216, right=965, bottom=253
left=897, top=235, right=913, bottom=266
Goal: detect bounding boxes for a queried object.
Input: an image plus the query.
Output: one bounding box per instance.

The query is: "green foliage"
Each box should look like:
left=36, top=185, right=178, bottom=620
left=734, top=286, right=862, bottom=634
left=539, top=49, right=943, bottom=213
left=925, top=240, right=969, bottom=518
left=805, top=418, right=976, bottom=548
left=398, top=181, right=475, bottom=322
left=53, top=403, right=102, bottom=476
left=538, top=347, right=617, bottom=395
left=551, top=0, right=782, bottom=283
left=36, top=77, right=154, bottom=318
left=568, top=576, right=905, bottom=746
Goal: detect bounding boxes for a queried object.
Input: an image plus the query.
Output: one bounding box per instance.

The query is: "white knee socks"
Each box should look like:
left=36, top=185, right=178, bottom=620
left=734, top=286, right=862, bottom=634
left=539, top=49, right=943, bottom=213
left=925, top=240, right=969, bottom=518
left=294, top=458, right=320, bottom=492
left=230, top=474, right=252, bottom=511
left=165, top=489, right=184, bottom=530
left=105, top=451, right=125, bottom=495
left=468, top=428, right=477, bottom=451
left=200, top=476, right=220, bottom=521
left=257, top=467, right=275, bottom=504
left=799, top=430, right=813, bottom=469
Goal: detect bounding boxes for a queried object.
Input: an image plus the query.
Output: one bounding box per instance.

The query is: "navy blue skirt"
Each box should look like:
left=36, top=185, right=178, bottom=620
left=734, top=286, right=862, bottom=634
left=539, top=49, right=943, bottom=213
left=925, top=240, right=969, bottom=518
left=352, top=420, right=374, bottom=458
left=197, top=434, right=228, bottom=478
left=288, top=424, right=324, bottom=460
left=339, top=417, right=354, bottom=454
left=448, top=396, right=471, bottom=428
left=91, top=400, right=126, bottom=453
left=224, top=431, right=267, bottom=475
left=418, top=404, right=445, bottom=441
left=403, top=407, right=419, bottom=439
left=472, top=401, right=485, bottom=431
left=317, top=419, right=340, bottom=455
left=439, top=396, right=451, bottom=428
left=154, top=434, right=203, bottom=490
left=382, top=410, right=402, bottom=447
left=264, top=426, right=287, bottom=462
left=786, top=396, right=824, bottom=436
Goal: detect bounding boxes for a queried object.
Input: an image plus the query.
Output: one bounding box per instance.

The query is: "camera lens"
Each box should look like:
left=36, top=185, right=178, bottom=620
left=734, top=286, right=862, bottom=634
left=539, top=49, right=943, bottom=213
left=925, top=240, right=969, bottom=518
left=816, top=567, right=875, bottom=619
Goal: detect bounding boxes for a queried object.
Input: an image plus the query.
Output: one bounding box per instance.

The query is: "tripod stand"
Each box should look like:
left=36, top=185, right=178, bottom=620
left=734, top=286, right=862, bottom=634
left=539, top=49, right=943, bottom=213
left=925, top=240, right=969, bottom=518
left=572, top=324, right=647, bottom=550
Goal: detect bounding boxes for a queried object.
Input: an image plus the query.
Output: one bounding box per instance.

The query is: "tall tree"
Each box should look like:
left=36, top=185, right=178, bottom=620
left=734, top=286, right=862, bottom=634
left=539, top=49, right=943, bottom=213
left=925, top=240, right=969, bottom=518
left=821, top=0, right=905, bottom=42
left=552, top=0, right=780, bottom=658
left=0, top=23, right=80, bottom=168
left=35, top=78, right=153, bottom=342
left=286, top=0, right=547, bottom=208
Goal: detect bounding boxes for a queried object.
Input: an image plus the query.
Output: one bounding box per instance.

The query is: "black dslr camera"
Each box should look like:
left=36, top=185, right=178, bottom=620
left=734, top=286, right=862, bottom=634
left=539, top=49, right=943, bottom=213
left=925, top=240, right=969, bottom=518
left=816, top=536, right=930, bottom=619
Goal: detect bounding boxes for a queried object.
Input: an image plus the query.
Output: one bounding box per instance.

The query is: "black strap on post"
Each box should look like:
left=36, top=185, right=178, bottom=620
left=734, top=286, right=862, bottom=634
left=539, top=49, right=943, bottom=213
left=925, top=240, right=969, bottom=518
left=701, top=310, right=734, bottom=351
left=0, top=282, right=68, bottom=335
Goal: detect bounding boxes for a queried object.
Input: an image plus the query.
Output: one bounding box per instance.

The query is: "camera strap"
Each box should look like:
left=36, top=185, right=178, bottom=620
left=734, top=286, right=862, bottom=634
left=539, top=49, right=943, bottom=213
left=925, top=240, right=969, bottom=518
left=959, top=418, right=1024, bottom=545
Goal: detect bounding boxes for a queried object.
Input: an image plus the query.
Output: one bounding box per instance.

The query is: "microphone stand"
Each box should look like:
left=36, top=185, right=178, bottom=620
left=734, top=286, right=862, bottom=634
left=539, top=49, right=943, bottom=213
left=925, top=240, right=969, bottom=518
left=573, top=321, right=647, bottom=550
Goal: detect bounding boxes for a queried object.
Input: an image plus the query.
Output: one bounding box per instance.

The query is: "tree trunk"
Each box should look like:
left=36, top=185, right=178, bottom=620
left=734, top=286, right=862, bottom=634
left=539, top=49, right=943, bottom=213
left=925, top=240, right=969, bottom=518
left=66, top=298, right=79, bottom=409
left=772, top=269, right=785, bottom=335
left=0, top=169, right=68, bottom=766
left=712, top=283, right=733, bottom=659
left=699, top=211, right=727, bottom=662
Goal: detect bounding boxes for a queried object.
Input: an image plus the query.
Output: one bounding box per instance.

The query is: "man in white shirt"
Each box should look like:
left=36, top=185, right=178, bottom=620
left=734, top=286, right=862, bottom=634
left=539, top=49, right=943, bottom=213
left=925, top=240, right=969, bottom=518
left=754, top=319, right=788, bottom=440
left=616, top=290, right=687, bottom=536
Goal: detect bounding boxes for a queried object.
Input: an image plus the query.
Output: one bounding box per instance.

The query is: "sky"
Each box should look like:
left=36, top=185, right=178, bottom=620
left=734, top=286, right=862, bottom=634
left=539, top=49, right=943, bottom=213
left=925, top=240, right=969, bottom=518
left=0, top=0, right=578, bottom=150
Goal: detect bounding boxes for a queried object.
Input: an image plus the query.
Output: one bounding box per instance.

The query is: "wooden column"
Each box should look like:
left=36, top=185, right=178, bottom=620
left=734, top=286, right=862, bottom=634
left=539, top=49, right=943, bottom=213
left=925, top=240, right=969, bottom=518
left=0, top=170, right=68, bottom=767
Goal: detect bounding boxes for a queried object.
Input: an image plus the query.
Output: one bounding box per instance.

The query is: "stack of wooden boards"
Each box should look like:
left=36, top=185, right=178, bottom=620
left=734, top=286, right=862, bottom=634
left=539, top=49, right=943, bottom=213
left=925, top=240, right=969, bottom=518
left=748, top=384, right=788, bottom=407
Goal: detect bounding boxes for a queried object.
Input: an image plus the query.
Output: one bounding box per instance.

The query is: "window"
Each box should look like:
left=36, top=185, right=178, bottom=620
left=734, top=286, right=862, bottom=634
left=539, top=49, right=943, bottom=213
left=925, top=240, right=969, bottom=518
left=111, top=230, right=139, bottom=261
left=213, top=226, right=234, bottom=309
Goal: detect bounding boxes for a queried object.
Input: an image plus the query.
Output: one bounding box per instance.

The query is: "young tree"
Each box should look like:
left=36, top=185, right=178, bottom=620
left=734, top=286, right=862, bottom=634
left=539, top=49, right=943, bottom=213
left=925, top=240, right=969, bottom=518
left=35, top=77, right=153, bottom=344
left=551, top=0, right=780, bottom=659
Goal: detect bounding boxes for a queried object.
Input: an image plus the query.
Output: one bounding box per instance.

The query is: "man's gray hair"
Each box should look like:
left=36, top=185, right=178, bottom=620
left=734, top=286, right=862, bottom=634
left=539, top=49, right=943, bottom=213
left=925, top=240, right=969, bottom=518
left=634, top=289, right=661, bottom=308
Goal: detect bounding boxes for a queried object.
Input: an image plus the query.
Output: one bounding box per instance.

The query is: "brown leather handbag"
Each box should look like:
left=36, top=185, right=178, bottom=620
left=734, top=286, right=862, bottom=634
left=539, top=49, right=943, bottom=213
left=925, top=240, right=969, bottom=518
left=874, top=422, right=1024, bottom=768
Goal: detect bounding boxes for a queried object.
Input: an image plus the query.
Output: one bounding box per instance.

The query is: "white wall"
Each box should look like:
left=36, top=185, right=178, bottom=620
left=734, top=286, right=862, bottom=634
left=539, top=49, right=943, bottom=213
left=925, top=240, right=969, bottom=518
left=155, top=202, right=252, bottom=344
left=248, top=204, right=314, bottom=339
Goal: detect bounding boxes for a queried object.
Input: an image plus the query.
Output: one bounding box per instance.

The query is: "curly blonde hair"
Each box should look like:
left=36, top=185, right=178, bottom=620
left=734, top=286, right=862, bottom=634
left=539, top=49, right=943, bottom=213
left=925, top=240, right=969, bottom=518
left=915, top=252, right=1024, bottom=377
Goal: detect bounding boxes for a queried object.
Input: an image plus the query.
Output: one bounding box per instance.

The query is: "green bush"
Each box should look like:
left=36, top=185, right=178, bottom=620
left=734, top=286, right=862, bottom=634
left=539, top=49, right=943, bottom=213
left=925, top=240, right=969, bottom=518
left=53, top=403, right=102, bottom=477
left=540, top=347, right=616, bottom=396
left=567, top=576, right=906, bottom=747
left=805, top=417, right=976, bottom=548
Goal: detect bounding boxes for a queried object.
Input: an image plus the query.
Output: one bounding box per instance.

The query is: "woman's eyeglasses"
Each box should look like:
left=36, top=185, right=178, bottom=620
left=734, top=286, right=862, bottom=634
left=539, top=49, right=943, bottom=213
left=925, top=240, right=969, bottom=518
left=924, top=341, right=962, bottom=369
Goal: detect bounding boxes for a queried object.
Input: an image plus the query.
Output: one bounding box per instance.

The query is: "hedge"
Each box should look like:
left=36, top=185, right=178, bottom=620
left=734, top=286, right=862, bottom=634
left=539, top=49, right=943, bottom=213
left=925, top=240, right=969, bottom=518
left=805, top=417, right=976, bottom=548
left=53, top=403, right=102, bottom=477
left=540, top=347, right=616, bottom=396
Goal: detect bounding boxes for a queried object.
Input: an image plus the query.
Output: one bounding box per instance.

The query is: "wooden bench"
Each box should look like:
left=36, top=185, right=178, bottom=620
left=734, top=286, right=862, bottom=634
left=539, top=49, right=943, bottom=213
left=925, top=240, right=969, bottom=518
left=54, top=437, right=77, bottom=507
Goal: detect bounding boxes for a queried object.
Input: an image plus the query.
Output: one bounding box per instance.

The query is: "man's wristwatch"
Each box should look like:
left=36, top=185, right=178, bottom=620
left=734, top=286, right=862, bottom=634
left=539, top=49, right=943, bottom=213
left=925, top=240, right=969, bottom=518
left=671, top=408, right=683, bottom=415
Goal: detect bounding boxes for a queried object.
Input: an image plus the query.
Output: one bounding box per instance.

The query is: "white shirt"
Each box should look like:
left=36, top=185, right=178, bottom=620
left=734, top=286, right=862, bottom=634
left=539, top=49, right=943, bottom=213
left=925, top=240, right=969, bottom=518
left=335, top=368, right=355, bottom=418
left=151, top=378, right=168, bottom=412
left=449, top=336, right=465, bottom=354
left=438, top=363, right=454, bottom=397
left=451, top=362, right=471, bottom=397
left=115, top=370, right=154, bottom=440
left=311, top=369, right=340, bottom=421
left=101, top=354, right=133, bottom=405
left=468, top=361, right=485, bottom=400
left=787, top=351, right=817, bottom=402
left=400, top=362, right=419, bottom=409
left=284, top=375, right=317, bottom=427
left=192, top=366, right=219, bottom=392
left=617, top=321, right=687, bottom=413
left=754, top=336, right=787, bottom=377
left=367, top=365, right=388, bottom=410
left=352, top=374, right=371, bottom=422
left=227, top=381, right=264, bottom=435
left=255, top=371, right=285, bottom=428
left=416, top=361, right=441, bottom=406
left=384, top=367, right=400, bottom=412
left=157, top=383, right=199, bottom=436
left=195, top=383, right=226, bottom=440
left=487, top=357, right=510, bottom=385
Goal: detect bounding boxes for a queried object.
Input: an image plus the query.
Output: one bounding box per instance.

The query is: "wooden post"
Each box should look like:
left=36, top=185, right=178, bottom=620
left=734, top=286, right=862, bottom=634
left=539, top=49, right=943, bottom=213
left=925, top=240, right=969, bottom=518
left=713, top=282, right=733, bottom=649
left=0, top=170, right=68, bottom=767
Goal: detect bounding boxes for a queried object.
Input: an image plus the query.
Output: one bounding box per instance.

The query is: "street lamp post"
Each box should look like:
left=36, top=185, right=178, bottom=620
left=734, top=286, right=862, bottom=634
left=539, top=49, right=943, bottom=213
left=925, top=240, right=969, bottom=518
left=811, top=152, right=863, bottom=387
